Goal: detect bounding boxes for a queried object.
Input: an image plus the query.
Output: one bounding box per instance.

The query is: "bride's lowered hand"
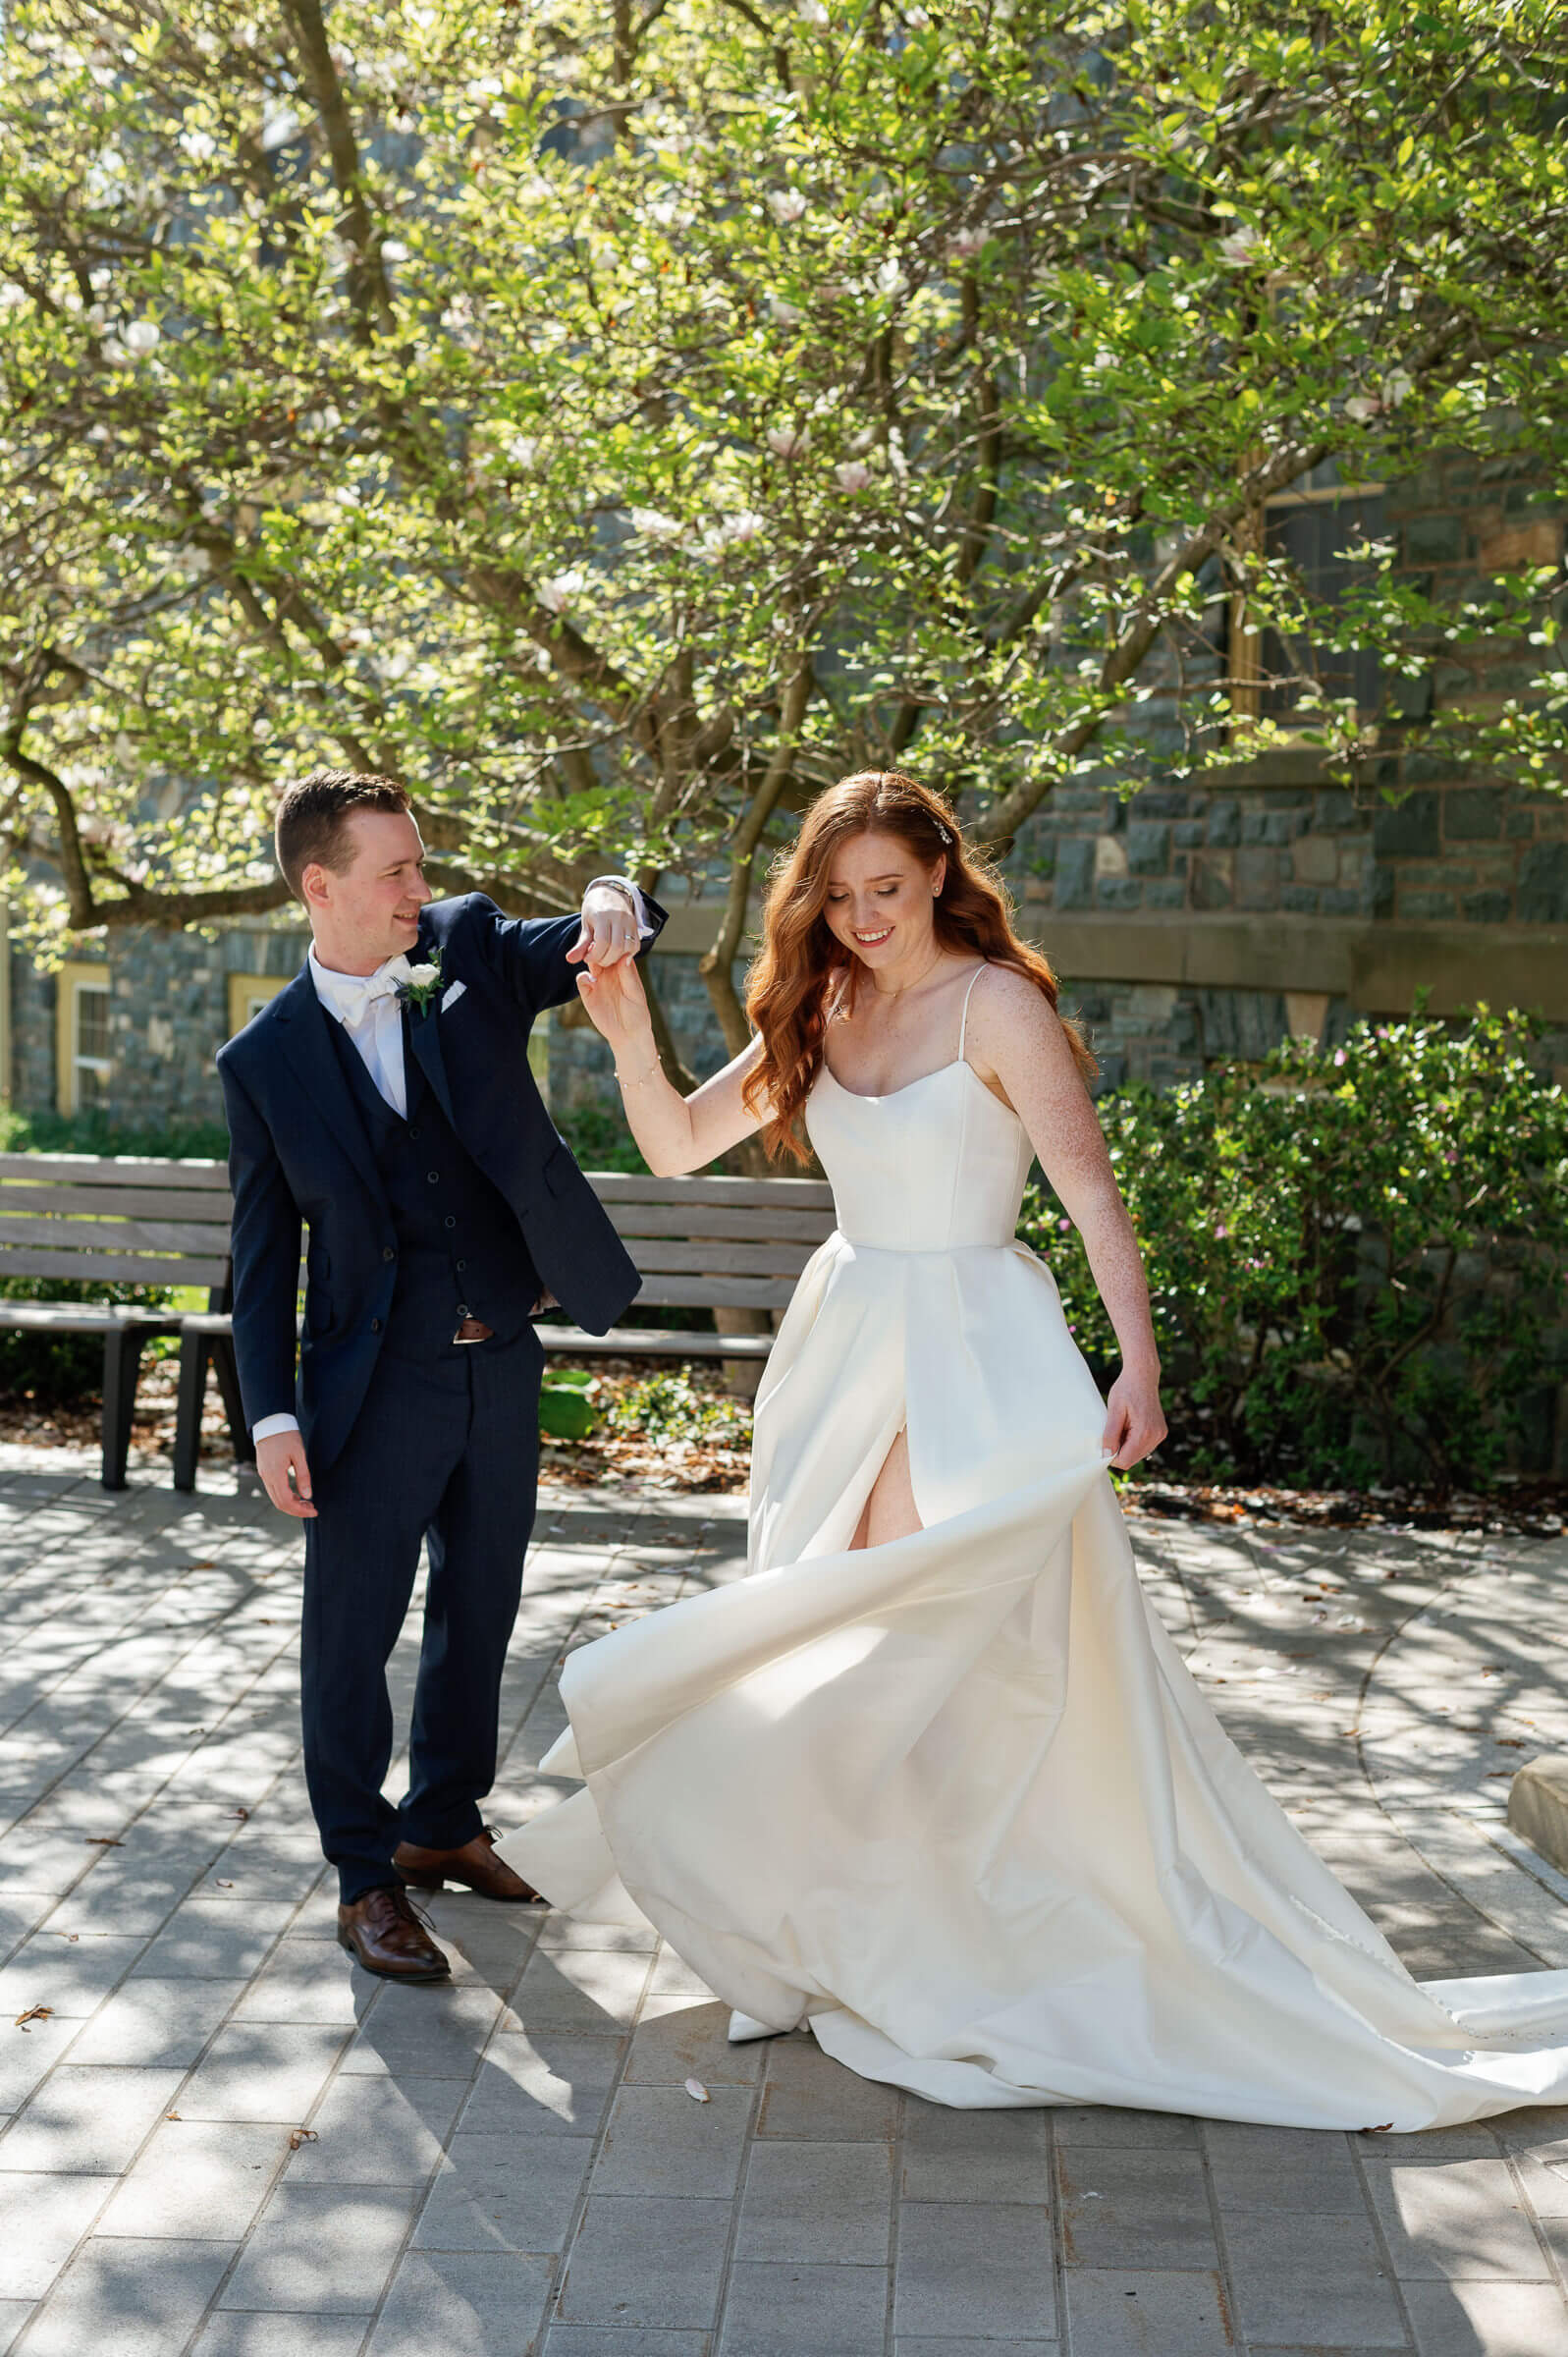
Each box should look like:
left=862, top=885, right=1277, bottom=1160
left=1100, top=1362, right=1167, bottom=1473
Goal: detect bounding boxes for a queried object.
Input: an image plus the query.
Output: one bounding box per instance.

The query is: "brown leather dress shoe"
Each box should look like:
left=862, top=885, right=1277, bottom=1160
left=392, top=1827, right=542, bottom=1903
left=337, top=1885, right=452, bottom=1981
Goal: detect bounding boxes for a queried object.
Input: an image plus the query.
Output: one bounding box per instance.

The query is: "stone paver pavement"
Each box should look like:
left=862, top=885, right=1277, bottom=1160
left=1, top=1444, right=1568, bottom=2355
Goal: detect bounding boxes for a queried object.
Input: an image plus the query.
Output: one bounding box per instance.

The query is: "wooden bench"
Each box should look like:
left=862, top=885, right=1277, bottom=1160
left=537, top=1173, right=837, bottom=1360
left=0, top=1156, right=838, bottom=1489
left=0, top=1153, right=246, bottom=1492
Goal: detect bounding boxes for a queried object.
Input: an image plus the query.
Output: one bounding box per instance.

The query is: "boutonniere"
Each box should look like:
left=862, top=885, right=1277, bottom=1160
left=397, top=950, right=444, bottom=1018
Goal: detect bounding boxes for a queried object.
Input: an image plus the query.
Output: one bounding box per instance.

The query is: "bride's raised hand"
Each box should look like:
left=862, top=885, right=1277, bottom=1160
left=574, top=948, right=655, bottom=1064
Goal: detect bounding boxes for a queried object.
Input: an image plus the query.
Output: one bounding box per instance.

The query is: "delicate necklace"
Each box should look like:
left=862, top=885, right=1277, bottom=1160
left=871, top=943, right=945, bottom=1004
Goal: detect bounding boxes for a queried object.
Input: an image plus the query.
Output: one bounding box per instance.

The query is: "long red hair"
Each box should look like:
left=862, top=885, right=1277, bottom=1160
left=743, top=770, right=1097, bottom=1165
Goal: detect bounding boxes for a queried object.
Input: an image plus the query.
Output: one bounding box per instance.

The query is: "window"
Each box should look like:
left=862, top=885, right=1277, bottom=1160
left=55, top=960, right=112, bottom=1115
left=226, top=972, right=290, bottom=1035
left=1230, top=463, right=1385, bottom=730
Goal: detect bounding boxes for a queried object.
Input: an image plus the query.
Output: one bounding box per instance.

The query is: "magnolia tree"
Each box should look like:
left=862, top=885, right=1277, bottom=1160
left=1, top=0, right=1565, bottom=1061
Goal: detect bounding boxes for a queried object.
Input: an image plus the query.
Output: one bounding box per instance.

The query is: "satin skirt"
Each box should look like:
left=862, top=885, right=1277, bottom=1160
left=500, top=1233, right=1568, bottom=2127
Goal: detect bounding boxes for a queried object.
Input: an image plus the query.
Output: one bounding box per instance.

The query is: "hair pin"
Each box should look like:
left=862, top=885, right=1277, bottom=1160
left=935, top=820, right=951, bottom=844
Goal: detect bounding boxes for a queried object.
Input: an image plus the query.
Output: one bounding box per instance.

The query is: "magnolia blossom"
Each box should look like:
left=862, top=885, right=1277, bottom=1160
left=798, top=0, right=829, bottom=23
left=766, top=190, right=808, bottom=226
left=766, top=425, right=810, bottom=461
left=834, top=460, right=873, bottom=493
left=770, top=297, right=804, bottom=324
left=123, top=318, right=160, bottom=356
left=701, top=511, right=767, bottom=557
left=1217, top=227, right=1263, bottom=268
left=630, top=506, right=685, bottom=544
left=259, top=102, right=301, bottom=152
left=1344, top=393, right=1381, bottom=423
left=505, top=434, right=542, bottom=470
left=537, top=570, right=586, bottom=614
left=875, top=257, right=902, bottom=296
left=1382, top=368, right=1415, bottom=408
left=180, top=129, right=217, bottom=163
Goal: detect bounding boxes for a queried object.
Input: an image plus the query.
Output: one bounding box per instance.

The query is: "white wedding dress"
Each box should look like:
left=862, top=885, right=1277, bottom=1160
left=501, top=974, right=1568, bottom=2129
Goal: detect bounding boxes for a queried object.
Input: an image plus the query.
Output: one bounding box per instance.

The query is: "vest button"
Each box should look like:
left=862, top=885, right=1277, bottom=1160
left=370, top=1317, right=382, bottom=1333
left=426, top=1171, right=440, bottom=1184
left=382, top=1246, right=396, bottom=1262
left=407, top=1125, right=420, bottom=1140
left=456, top=1259, right=466, bottom=1272
left=444, top=1216, right=456, bottom=1230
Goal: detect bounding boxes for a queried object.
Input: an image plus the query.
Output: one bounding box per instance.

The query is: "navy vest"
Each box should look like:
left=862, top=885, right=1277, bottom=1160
left=322, top=1001, right=541, bottom=1362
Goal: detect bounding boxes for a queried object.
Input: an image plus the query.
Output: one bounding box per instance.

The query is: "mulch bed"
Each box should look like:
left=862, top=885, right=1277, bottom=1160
left=4, top=1355, right=1561, bottom=1536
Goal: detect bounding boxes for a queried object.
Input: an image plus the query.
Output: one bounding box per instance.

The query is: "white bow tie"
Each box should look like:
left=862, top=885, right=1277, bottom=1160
left=339, top=955, right=411, bottom=1029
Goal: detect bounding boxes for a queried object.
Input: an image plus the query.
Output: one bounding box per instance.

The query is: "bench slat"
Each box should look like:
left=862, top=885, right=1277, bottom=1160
left=584, top=1171, right=834, bottom=1209
left=540, top=1325, right=772, bottom=1359
left=0, top=1154, right=230, bottom=1189
left=620, top=1239, right=817, bottom=1278
left=0, top=1246, right=231, bottom=1288
left=0, top=1301, right=185, bottom=1334
left=0, top=1215, right=237, bottom=1256
left=632, top=1275, right=797, bottom=1309
left=0, top=1184, right=236, bottom=1225
left=604, top=1203, right=833, bottom=1245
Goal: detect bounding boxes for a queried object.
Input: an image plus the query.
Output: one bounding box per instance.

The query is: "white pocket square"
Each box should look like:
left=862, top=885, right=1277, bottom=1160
left=440, top=979, right=467, bottom=1013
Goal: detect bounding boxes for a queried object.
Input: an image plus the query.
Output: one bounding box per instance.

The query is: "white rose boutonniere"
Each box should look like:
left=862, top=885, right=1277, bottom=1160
left=397, top=951, right=444, bottom=1018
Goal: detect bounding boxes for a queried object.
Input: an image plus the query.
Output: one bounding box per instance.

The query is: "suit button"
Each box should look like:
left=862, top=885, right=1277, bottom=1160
left=408, top=1125, right=420, bottom=1140
left=370, top=1317, right=382, bottom=1333
left=426, top=1171, right=440, bottom=1184
left=456, top=1259, right=466, bottom=1272
left=382, top=1246, right=396, bottom=1262
left=444, top=1216, right=456, bottom=1230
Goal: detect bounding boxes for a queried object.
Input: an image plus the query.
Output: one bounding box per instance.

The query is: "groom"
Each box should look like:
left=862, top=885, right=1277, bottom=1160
left=218, top=769, right=664, bottom=1982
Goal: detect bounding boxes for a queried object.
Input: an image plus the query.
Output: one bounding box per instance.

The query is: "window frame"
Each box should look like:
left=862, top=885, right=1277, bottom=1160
left=226, top=971, right=290, bottom=1035
left=55, top=959, right=113, bottom=1116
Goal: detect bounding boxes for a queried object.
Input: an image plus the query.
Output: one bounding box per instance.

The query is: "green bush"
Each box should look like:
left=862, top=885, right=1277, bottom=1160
left=0, top=1107, right=230, bottom=1160
left=607, top=1371, right=753, bottom=1452
left=1019, top=1003, right=1568, bottom=1493
left=550, top=1102, right=649, bottom=1177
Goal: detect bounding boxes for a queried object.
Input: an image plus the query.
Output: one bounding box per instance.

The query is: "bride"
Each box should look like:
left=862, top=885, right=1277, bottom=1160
left=500, top=768, right=1568, bottom=2129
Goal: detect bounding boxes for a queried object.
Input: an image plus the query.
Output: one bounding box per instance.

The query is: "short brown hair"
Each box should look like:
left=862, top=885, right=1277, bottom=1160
left=274, top=769, right=411, bottom=902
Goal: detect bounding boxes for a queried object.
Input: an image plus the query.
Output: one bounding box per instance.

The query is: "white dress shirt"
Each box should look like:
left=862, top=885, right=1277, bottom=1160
left=249, top=877, right=652, bottom=1446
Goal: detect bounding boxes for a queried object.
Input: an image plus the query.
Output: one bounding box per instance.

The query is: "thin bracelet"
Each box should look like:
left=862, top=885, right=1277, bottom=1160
left=615, top=1055, right=662, bottom=1090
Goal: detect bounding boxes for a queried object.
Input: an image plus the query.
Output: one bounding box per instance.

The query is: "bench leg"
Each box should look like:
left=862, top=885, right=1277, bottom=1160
left=212, top=1337, right=254, bottom=1467
left=173, top=1333, right=208, bottom=1494
left=100, top=1328, right=145, bottom=1493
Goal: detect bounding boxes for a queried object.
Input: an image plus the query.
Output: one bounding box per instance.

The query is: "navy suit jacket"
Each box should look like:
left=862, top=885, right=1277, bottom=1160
left=217, top=891, right=666, bottom=1476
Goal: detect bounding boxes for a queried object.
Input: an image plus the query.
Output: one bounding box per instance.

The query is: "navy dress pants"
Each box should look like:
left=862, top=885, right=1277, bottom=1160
left=300, top=1327, right=543, bottom=1904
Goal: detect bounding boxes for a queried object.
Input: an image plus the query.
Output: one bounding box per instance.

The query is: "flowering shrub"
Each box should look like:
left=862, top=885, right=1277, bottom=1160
left=1019, top=1006, right=1568, bottom=1492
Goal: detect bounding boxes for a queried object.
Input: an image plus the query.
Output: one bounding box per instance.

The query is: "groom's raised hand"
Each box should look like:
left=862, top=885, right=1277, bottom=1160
left=255, top=1430, right=318, bottom=1519
left=568, top=881, right=643, bottom=971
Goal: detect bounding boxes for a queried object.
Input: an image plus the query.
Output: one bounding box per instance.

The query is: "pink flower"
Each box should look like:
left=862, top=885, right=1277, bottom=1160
left=1333, top=1048, right=1347, bottom=1065
left=1215, top=1225, right=1227, bottom=1238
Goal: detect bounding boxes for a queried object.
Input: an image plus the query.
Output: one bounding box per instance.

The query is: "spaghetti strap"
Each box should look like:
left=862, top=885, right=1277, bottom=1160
left=956, top=963, right=987, bottom=1063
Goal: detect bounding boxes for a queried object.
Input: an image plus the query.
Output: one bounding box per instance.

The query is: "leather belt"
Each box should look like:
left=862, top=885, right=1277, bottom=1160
left=452, top=1315, right=495, bottom=1344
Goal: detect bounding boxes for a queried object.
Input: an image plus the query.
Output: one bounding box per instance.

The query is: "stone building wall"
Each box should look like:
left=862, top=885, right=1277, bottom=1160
left=7, top=922, right=309, bottom=1132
